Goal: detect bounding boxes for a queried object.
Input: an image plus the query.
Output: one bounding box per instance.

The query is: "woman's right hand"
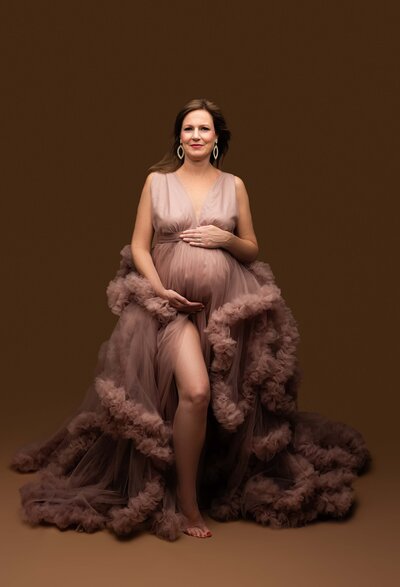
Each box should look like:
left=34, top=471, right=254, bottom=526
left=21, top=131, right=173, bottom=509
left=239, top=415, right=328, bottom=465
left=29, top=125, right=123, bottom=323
left=157, top=288, right=205, bottom=313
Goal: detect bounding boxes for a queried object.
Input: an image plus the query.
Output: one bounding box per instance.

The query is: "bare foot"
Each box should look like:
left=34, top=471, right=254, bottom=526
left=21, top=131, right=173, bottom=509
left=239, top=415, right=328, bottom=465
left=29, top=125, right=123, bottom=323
left=182, top=514, right=212, bottom=538
left=176, top=486, right=212, bottom=538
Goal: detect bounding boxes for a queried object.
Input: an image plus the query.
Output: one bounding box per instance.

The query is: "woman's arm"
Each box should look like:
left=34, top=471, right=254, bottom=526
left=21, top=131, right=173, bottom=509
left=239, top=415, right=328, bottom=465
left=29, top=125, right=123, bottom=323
left=221, top=176, right=259, bottom=263
left=130, top=173, right=166, bottom=296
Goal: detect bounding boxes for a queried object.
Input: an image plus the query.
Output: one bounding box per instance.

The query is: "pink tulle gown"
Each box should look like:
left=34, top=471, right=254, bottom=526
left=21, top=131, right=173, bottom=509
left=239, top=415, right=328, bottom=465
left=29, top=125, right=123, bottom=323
left=10, top=170, right=371, bottom=540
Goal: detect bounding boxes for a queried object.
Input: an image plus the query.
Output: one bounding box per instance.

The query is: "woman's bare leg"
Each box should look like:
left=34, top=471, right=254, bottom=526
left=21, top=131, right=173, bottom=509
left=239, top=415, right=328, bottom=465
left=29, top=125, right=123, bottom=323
left=173, top=319, right=212, bottom=538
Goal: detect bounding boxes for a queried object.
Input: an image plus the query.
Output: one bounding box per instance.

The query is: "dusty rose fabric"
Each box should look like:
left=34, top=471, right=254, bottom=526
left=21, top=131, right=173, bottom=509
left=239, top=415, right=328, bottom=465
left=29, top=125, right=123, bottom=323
left=10, top=170, right=371, bottom=540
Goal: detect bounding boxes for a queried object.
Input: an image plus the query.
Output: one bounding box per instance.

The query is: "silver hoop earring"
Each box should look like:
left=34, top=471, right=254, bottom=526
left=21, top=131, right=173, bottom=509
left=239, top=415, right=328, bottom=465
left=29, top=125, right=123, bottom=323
left=213, top=141, right=219, bottom=160
left=177, top=143, right=184, bottom=160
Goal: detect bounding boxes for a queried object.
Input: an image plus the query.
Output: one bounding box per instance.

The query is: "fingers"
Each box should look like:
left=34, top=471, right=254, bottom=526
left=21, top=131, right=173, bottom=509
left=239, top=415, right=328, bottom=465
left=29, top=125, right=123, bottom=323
left=177, top=302, right=204, bottom=311
left=174, top=304, right=204, bottom=313
left=179, top=229, right=202, bottom=242
left=174, top=293, right=203, bottom=307
left=174, top=293, right=193, bottom=305
left=182, top=306, right=204, bottom=314
left=181, top=236, right=202, bottom=244
left=166, top=289, right=204, bottom=312
left=173, top=299, right=204, bottom=312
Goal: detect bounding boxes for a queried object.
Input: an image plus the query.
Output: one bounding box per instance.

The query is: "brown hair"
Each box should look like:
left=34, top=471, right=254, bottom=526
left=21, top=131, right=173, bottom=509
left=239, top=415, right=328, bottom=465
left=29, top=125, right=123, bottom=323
left=148, top=98, right=231, bottom=174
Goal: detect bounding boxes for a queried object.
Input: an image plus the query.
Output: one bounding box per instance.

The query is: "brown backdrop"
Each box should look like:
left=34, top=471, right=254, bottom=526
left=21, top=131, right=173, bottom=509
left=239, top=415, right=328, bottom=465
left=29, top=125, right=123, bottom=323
left=2, top=2, right=398, bottom=586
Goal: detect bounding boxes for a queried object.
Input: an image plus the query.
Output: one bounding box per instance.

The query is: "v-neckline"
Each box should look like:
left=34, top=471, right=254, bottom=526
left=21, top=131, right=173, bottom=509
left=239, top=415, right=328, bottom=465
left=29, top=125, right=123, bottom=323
left=172, top=170, right=224, bottom=225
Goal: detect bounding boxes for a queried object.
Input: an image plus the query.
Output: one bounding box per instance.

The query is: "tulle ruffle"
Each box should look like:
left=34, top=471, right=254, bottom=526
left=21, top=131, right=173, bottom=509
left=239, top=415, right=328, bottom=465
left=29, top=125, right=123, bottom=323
left=10, top=243, right=371, bottom=540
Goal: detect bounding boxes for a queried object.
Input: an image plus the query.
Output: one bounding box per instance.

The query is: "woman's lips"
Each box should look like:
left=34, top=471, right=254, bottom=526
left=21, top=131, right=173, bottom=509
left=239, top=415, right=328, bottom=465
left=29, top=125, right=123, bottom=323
left=191, top=144, right=203, bottom=148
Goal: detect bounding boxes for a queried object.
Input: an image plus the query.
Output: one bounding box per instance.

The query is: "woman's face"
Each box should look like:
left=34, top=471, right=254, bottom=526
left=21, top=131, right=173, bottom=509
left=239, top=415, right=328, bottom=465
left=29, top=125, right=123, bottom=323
left=179, top=109, right=217, bottom=162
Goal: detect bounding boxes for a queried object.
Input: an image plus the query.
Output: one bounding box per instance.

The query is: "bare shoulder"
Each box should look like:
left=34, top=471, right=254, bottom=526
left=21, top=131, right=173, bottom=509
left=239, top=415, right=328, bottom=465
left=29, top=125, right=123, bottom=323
left=233, top=175, right=249, bottom=201
left=233, top=174, right=245, bottom=187
left=144, top=170, right=159, bottom=187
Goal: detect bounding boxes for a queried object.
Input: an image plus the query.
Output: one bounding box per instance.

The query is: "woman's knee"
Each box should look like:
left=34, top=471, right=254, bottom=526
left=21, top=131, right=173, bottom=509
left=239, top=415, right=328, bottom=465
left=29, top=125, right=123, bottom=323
left=181, top=381, right=210, bottom=408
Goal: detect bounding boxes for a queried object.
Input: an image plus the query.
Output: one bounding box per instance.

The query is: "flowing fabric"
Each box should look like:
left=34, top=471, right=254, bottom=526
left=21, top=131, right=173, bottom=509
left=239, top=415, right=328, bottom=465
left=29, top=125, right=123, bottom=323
left=10, top=170, right=371, bottom=540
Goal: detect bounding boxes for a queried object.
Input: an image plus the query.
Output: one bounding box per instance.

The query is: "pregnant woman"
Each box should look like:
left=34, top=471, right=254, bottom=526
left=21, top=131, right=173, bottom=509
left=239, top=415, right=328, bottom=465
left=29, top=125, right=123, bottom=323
left=10, top=98, right=371, bottom=541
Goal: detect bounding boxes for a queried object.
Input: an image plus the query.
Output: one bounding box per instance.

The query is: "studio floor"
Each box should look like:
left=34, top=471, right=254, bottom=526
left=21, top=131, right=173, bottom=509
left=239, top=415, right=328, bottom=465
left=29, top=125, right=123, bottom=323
left=2, top=434, right=398, bottom=587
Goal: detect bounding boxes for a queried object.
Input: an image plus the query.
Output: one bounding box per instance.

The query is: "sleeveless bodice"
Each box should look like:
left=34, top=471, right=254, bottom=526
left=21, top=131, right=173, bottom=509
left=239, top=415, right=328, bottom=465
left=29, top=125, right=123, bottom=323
left=148, top=170, right=242, bottom=303
left=150, top=171, right=238, bottom=245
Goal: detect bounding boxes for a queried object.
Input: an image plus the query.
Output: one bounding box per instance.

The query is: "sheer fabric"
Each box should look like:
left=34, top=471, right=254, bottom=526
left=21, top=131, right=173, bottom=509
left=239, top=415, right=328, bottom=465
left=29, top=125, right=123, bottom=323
left=10, top=171, right=371, bottom=540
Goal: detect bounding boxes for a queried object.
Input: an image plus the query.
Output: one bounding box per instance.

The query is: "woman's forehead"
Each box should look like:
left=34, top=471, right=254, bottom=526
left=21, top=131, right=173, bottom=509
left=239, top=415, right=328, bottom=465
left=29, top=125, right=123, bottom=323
left=182, top=109, right=213, bottom=125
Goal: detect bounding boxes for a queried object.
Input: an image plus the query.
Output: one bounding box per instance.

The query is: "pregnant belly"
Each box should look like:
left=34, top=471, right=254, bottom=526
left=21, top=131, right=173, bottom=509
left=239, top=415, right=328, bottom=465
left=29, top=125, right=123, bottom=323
left=155, top=245, right=232, bottom=304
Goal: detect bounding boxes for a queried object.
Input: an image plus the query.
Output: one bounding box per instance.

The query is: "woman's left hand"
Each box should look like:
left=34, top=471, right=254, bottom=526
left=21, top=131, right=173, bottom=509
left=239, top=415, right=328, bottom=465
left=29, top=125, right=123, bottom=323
left=179, top=225, right=231, bottom=249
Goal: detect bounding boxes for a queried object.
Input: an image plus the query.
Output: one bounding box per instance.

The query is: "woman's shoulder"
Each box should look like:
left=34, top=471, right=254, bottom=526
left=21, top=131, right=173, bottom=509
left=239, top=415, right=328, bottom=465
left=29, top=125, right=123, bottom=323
left=221, top=169, right=244, bottom=184
left=145, top=170, right=162, bottom=181
left=227, top=173, right=249, bottom=206
left=231, top=173, right=245, bottom=187
left=144, top=170, right=171, bottom=185
left=223, top=172, right=246, bottom=195
left=142, top=171, right=167, bottom=190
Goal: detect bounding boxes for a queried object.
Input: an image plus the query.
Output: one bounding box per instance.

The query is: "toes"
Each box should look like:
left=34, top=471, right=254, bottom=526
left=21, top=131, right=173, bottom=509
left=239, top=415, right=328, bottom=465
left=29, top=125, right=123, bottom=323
left=184, top=525, right=212, bottom=538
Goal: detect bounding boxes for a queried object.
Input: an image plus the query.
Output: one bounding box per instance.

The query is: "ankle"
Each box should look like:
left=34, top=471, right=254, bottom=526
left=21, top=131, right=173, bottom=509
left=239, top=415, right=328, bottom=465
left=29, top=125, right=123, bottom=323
left=176, top=487, right=201, bottom=515
left=176, top=484, right=197, bottom=502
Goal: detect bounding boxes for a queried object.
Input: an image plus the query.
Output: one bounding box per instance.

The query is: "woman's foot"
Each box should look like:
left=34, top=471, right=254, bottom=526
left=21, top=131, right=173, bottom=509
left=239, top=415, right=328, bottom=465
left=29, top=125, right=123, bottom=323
left=176, top=486, right=212, bottom=538
left=182, top=514, right=212, bottom=538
